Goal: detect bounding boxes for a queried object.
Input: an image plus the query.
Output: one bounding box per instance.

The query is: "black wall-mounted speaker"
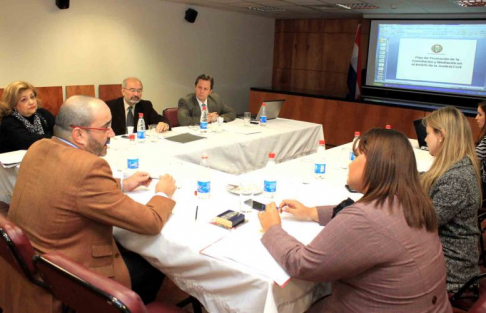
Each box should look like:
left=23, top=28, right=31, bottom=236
left=185, top=9, right=198, bottom=23
left=56, top=0, right=69, bottom=9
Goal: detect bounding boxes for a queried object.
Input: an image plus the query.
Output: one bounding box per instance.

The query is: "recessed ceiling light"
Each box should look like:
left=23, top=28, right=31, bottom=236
left=247, top=6, right=286, bottom=12
left=336, top=3, right=379, bottom=10
left=452, top=0, right=486, bottom=7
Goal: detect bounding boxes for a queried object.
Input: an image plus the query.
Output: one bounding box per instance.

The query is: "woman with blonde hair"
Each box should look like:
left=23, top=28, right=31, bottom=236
left=259, top=128, right=451, bottom=312
left=422, top=106, right=481, bottom=292
left=0, top=81, right=55, bottom=152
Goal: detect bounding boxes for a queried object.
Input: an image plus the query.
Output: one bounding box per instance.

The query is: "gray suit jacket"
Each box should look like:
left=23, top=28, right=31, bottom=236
left=177, top=93, right=236, bottom=126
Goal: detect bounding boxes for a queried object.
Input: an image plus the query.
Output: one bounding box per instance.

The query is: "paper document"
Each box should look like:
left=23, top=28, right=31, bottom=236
left=201, top=216, right=324, bottom=286
left=0, top=150, right=27, bottom=168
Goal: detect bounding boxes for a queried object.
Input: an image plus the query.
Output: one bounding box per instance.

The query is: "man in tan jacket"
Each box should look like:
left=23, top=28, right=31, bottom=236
left=0, top=96, right=176, bottom=312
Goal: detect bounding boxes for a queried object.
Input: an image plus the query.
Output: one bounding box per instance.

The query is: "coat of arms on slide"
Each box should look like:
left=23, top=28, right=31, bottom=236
left=431, top=44, right=443, bottom=53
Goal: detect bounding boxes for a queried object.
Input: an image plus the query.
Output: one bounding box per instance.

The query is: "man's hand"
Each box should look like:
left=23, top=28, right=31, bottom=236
left=123, top=172, right=152, bottom=192
left=207, top=112, right=219, bottom=123
left=156, top=122, right=169, bottom=132
left=155, top=174, right=176, bottom=198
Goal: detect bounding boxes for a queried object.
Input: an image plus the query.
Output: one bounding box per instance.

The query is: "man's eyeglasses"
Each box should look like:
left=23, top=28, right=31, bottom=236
left=70, top=125, right=112, bottom=132
left=124, top=88, right=143, bottom=93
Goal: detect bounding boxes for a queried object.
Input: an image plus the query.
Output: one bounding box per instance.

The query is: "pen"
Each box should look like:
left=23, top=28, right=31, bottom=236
left=195, top=206, right=199, bottom=221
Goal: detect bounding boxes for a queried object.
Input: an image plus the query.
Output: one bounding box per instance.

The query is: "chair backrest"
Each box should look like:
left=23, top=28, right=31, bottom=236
left=34, top=252, right=148, bottom=313
left=0, top=215, right=47, bottom=289
left=163, top=107, right=179, bottom=128
left=99, top=84, right=122, bottom=102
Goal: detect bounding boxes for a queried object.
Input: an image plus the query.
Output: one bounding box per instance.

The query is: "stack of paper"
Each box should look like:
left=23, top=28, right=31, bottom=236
left=0, top=150, right=27, bottom=168
left=201, top=216, right=324, bottom=286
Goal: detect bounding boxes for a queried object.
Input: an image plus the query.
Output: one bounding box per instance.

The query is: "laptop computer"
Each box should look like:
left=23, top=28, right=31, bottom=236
left=250, top=99, right=285, bottom=122
left=413, top=118, right=428, bottom=150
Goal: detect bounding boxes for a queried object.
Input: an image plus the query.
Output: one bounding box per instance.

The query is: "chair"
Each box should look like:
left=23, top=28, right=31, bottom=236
left=0, top=215, right=48, bottom=289
left=479, top=211, right=486, bottom=265
left=34, top=252, right=185, bottom=313
left=449, top=273, right=486, bottom=311
left=163, top=108, right=179, bottom=128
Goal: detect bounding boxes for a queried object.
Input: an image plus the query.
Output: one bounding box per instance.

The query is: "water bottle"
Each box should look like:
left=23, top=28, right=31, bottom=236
left=263, top=152, right=277, bottom=198
left=197, top=153, right=211, bottom=199
left=200, top=106, right=208, bottom=133
left=314, top=140, right=326, bottom=179
left=260, top=103, right=267, bottom=127
left=126, top=133, right=139, bottom=174
left=350, top=131, right=360, bottom=161
left=136, top=113, right=146, bottom=143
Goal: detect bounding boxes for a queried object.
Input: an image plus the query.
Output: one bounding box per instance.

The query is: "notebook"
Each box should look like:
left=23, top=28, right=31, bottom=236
left=251, top=100, right=285, bottom=122
left=413, top=118, right=428, bottom=150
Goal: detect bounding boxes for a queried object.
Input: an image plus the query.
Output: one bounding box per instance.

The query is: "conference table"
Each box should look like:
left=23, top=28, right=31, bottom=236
left=112, top=124, right=434, bottom=313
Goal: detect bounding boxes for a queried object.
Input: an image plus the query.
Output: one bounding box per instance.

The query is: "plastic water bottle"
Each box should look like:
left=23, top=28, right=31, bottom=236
left=126, top=133, right=139, bottom=174
left=200, top=106, right=208, bottom=133
left=263, top=152, right=277, bottom=198
left=197, top=153, right=211, bottom=199
left=314, top=140, right=326, bottom=179
left=260, top=103, right=267, bottom=127
left=350, top=131, right=360, bottom=161
left=136, top=113, right=146, bottom=143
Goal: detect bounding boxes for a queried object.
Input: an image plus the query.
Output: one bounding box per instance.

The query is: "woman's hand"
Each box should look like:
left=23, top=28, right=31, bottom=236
left=258, top=202, right=281, bottom=233
left=279, top=199, right=319, bottom=222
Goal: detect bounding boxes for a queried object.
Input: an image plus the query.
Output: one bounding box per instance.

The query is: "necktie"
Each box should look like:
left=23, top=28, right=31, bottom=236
left=127, top=106, right=134, bottom=127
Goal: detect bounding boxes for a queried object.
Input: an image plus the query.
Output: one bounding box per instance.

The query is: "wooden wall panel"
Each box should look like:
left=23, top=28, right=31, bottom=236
left=99, top=84, right=122, bottom=102
left=36, top=86, right=63, bottom=116
left=66, top=85, right=95, bottom=98
left=292, top=33, right=324, bottom=71
left=273, top=32, right=294, bottom=69
left=320, top=72, right=348, bottom=96
left=273, top=18, right=369, bottom=98
left=322, top=33, right=354, bottom=73
left=290, top=70, right=321, bottom=91
left=272, top=68, right=291, bottom=89
left=251, top=90, right=431, bottom=146
left=0, top=88, right=3, bottom=100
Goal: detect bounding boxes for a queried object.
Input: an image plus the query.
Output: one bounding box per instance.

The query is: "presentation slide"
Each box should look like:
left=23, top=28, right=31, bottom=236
left=366, top=20, right=486, bottom=98
left=396, top=38, right=476, bottom=85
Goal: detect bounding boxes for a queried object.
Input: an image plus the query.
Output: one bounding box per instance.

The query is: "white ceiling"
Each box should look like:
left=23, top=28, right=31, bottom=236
left=164, top=0, right=486, bottom=19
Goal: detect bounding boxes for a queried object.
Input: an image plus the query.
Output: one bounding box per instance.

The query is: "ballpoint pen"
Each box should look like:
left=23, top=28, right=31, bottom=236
left=195, top=206, right=199, bottom=221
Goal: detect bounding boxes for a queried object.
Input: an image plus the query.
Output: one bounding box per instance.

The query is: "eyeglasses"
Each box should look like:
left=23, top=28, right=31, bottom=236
left=124, top=88, right=143, bottom=93
left=70, top=125, right=112, bottom=132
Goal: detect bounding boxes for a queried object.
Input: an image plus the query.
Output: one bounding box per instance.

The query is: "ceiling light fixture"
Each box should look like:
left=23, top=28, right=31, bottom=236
left=453, top=0, right=486, bottom=7
left=336, top=3, right=380, bottom=10
left=247, top=6, right=286, bottom=12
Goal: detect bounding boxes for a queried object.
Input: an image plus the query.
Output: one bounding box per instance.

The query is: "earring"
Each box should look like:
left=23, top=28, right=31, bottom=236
left=439, top=140, right=442, bottom=143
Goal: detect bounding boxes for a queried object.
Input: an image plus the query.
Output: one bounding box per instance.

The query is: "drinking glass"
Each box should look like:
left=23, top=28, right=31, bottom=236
left=300, top=158, right=314, bottom=184
left=340, top=147, right=350, bottom=169
left=243, top=112, right=251, bottom=126
left=148, top=124, right=158, bottom=142
left=239, top=178, right=254, bottom=213
left=126, top=126, right=134, bottom=134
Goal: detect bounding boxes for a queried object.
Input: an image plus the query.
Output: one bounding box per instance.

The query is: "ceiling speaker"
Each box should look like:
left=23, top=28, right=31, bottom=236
left=185, top=9, right=198, bottom=23
left=56, top=0, right=69, bottom=9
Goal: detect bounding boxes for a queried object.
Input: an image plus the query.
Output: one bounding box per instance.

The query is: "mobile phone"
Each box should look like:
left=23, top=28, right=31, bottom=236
left=244, top=199, right=266, bottom=211
left=345, top=184, right=357, bottom=193
left=121, top=135, right=129, bottom=139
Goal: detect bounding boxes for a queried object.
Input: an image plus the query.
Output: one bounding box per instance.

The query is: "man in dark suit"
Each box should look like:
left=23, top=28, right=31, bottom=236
left=106, top=77, right=171, bottom=135
left=177, top=74, right=236, bottom=126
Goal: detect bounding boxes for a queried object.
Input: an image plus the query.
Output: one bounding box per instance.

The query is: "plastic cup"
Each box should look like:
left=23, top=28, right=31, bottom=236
left=243, top=112, right=251, bottom=126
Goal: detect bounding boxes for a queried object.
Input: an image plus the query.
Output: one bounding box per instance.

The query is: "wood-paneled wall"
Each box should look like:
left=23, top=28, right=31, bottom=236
left=273, top=19, right=369, bottom=96
left=250, top=90, right=480, bottom=146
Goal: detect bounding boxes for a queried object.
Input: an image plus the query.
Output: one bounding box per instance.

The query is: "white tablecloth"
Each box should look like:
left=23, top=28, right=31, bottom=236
left=113, top=140, right=433, bottom=313
left=105, top=118, right=324, bottom=175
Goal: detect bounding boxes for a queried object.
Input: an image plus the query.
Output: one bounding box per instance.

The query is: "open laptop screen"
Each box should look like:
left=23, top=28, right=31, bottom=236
left=254, top=100, right=285, bottom=121
left=413, top=118, right=428, bottom=150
